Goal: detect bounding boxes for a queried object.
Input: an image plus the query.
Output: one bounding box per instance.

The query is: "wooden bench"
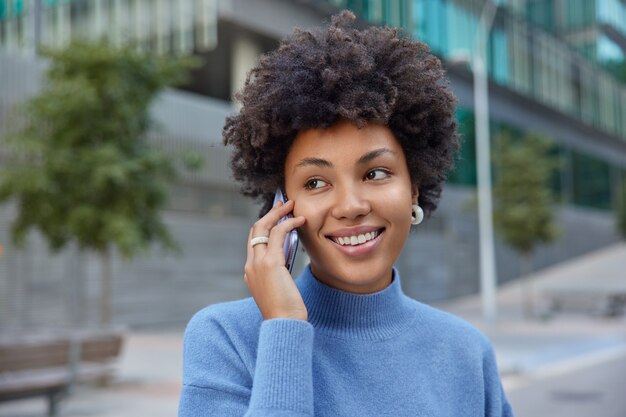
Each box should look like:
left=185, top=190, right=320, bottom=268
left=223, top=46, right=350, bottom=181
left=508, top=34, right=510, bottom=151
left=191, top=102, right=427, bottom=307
left=0, top=330, right=123, bottom=416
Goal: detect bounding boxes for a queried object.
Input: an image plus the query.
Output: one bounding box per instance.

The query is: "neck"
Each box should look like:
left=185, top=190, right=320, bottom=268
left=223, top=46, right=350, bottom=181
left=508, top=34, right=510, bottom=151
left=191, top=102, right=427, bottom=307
left=308, top=265, right=393, bottom=294
left=295, top=266, right=417, bottom=341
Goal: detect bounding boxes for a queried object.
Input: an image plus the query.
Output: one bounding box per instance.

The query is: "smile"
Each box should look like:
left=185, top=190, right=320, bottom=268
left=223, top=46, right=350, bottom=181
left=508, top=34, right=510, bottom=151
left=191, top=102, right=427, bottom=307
left=330, top=230, right=381, bottom=246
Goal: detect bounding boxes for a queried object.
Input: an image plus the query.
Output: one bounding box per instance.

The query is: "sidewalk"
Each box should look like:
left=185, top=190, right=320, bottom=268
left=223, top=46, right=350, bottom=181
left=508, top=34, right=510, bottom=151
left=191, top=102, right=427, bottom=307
left=437, top=242, right=626, bottom=391
left=1, top=244, right=625, bottom=416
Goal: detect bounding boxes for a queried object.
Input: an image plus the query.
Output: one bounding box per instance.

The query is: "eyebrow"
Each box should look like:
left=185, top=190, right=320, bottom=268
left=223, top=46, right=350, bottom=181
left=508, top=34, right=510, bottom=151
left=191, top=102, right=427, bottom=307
left=356, top=148, right=396, bottom=165
left=293, top=148, right=396, bottom=173
left=294, top=157, right=333, bottom=170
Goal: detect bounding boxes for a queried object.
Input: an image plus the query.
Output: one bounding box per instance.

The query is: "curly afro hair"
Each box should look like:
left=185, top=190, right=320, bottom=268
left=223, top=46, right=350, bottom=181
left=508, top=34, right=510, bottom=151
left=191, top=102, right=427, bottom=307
left=223, top=10, right=459, bottom=217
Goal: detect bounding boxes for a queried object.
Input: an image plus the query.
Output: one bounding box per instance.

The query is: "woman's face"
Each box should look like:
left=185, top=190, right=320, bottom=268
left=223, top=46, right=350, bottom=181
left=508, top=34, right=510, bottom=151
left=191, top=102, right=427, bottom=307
left=284, top=119, right=417, bottom=294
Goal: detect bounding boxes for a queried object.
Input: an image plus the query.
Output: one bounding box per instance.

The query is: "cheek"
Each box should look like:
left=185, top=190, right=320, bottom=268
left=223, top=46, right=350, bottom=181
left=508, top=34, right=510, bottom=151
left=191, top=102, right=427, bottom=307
left=292, top=201, right=307, bottom=221
left=382, top=186, right=414, bottom=220
left=293, top=201, right=320, bottom=242
left=382, top=203, right=412, bottom=229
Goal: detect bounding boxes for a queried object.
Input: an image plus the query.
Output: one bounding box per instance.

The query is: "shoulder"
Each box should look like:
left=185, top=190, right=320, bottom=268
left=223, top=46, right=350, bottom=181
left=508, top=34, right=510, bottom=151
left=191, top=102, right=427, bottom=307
left=183, top=297, right=263, bottom=365
left=410, top=299, right=493, bottom=353
left=187, top=297, right=262, bottom=328
left=185, top=297, right=262, bottom=343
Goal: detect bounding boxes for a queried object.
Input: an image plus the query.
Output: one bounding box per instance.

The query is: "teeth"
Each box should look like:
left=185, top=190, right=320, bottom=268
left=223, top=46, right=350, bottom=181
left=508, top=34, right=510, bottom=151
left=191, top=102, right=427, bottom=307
left=332, top=230, right=379, bottom=246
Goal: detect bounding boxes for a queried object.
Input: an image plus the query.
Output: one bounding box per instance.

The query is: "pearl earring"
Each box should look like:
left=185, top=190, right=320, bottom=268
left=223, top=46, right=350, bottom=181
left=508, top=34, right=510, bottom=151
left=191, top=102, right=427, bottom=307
left=411, top=204, right=424, bottom=225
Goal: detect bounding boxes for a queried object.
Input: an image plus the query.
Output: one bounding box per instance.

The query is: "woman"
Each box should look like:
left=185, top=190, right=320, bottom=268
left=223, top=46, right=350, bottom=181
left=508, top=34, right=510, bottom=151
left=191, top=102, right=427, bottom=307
left=179, top=11, right=514, bottom=417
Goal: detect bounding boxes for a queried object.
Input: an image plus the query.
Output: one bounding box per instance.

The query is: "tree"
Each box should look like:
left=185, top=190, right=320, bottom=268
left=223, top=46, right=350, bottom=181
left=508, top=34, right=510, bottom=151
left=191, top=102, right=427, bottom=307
left=0, top=40, right=199, bottom=325
left=492, top=131, right=560, bottom=318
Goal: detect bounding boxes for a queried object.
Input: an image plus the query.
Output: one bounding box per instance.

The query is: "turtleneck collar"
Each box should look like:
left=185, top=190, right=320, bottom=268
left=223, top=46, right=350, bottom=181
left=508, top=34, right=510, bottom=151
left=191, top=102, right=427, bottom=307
left=295, top=266, right=418, bottom=341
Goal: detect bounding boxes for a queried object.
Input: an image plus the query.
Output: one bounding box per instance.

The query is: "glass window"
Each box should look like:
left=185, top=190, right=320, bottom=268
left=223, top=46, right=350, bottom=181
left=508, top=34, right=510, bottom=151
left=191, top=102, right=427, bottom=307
left=508, top=19, right=532, bottom=94
left=565, top=0, right=596, bottom=29
left=572, top=151, right=612, bottom=210
left=597, top=0, right=626, bottom=41
left=597, top=35, right=624, bottom=64
left=547, top=143, right=564, bottom=201
left=347, top=0, right=368, bottom=21
left=449, top=108, right=477, bottom=186
left=526, top=0, right=554, bottom=32
left=490, top=28, right=509, bottom=84
left=0, top=0, right=24, bottom=19
left=415, top=0, right=448, bottom=54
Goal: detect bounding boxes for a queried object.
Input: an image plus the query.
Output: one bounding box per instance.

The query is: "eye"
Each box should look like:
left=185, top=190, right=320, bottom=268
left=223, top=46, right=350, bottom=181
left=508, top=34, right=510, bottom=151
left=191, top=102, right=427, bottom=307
left=304, top=178, right=328, bottom=190
left=365, top=169, right=390, bottom=181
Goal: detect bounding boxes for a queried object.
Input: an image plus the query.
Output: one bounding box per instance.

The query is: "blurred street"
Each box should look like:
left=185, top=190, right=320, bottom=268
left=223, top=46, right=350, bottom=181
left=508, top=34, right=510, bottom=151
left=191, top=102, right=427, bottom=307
left=439, top=242, right=626, bottom=417
left=507, top=353, right=626, bottom=417
left=1, top=243, right=625, bottom=417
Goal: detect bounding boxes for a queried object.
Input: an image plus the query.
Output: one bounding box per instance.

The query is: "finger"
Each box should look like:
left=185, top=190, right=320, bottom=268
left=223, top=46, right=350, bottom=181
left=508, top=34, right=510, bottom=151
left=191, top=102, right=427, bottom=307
left=250, top=200, right=295, bottom=257
left=250, top=200, right=295, bottom=237
left=244, top=228, right=255, bottom=284
left=249, top=226, right=271, bottom=258
left=246, top=227, right=254, bottom=263
left=251, top=235, right=270, bottom=257
left=266, top=216, right=306, bottom=259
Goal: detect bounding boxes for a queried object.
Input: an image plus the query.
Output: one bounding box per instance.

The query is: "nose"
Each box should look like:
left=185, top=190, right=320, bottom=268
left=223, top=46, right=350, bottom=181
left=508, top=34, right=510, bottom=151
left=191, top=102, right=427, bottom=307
left=330, top=184, right=371, bottom=220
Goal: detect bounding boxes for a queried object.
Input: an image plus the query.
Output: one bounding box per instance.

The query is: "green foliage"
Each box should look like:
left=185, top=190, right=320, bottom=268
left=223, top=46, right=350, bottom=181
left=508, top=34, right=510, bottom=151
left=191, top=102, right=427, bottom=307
left=492, top=132, right=560, bottom=255
left=0, top=40, right=199, bottom=259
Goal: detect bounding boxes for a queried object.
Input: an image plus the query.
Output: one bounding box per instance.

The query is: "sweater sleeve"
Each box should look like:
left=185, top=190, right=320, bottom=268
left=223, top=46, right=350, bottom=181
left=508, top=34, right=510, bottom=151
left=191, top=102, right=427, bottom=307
left=482, top=342, right=515, bottom=417
left=246, top=319, right=315, bottom=416
left=178, top=309, right=315, bottom=417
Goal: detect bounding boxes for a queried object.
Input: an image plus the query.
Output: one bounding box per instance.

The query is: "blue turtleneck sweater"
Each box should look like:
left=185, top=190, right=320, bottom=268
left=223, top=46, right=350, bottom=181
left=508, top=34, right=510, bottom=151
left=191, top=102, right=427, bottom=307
left=179, top=267, right=514, bottom=416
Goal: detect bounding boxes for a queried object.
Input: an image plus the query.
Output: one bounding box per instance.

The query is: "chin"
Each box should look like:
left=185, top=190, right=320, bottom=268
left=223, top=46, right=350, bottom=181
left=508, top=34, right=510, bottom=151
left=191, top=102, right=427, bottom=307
left=310, top=260, right=393, bottom=294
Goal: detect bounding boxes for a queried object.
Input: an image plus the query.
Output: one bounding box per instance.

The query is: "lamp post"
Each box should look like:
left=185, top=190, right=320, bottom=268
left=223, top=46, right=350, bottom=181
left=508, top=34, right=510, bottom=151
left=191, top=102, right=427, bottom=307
left=474, top=0, right=499, bottom=325
left=25, top=0, right=42, bottom=53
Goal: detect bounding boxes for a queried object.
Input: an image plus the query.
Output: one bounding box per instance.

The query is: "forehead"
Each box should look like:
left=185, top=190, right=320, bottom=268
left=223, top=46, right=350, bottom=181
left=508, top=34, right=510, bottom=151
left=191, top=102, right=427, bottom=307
left=285, top=120, right=405, bottom=166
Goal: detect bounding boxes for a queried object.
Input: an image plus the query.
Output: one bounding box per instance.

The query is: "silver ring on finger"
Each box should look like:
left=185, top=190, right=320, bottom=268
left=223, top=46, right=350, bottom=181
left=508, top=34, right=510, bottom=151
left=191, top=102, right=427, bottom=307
left=250, top=236, right=270, bottom=247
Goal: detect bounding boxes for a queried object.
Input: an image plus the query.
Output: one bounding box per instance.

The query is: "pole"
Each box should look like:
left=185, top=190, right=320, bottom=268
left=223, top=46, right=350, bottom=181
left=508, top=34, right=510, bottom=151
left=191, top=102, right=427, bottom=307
left=33, top=0, right=41, bottom=52
left=474, top=0, right=498, bottom=325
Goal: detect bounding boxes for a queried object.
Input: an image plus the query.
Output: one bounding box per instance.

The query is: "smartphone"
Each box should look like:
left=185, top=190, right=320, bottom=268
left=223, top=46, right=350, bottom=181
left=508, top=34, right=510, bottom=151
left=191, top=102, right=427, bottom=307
left=273, top=188, right=299, bottom=273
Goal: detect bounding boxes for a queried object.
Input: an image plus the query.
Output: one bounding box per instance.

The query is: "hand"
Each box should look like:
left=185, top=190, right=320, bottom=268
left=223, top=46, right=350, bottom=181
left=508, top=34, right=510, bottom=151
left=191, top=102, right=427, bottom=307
left=244, top=199, right=308, bottom=321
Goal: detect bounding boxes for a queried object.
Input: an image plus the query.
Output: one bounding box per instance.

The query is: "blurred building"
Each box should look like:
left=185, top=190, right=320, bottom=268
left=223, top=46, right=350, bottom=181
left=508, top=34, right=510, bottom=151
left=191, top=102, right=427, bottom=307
left=0, top=0, right=624, bottom=328
left=510, top=0, right=626, bottom=66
